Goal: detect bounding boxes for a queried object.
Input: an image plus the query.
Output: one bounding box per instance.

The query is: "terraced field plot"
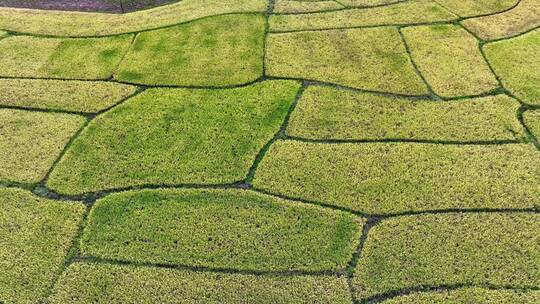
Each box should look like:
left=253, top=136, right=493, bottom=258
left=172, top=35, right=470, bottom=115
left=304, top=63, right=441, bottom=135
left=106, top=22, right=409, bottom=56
left=0, top=0, right=539, bottom=303
left=0, top=0, right=180, bottom=13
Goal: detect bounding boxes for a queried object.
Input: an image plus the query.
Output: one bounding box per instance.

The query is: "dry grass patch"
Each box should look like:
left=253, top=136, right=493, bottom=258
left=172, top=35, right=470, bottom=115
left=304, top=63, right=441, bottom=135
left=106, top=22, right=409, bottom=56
left=50, top=262, right=352, bottom=303
left=0, top=79, right=137, bottom=113
left=116, top=14, right=264, bottom=86
left=0, top=109, right=86, bottom=184
left=461, top=0, right=540, bottom=40
left=484, top=29, right=540, bottom=105
left=0, top=35, right=132, bottom=79
left=252, top=141, right=540, bottom=214
left=0, top=0, right=266, bottom=37
left=269, top=0, right=457, bottom=32
left=274, top=0, right=343, bottom=13
left=266, top=28, right=428, bottom=95
left=433, top=0, right=518, bottom=17
left=402, top=24, right=499, bottom=97
left=47, top=81, right=300, bottom=195
left=81, top=189, right=363, bottom=272
left=380, top=287, right=540, bottom=303
left=0, top=188, right=84, bottom=304
left=287, top=86, right=524, bottom=141
left=353, top=213, right=540, bottom=300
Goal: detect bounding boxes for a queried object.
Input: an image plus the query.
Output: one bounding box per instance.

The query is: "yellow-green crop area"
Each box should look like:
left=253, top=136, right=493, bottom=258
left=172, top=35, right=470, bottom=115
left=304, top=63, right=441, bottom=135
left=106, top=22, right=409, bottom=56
left=0, top=0, right=538, bottom=303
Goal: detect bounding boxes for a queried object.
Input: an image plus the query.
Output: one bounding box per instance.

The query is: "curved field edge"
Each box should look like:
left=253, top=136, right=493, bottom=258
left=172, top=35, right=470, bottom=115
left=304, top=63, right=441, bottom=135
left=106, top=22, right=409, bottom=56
left=461, top=0, right=540, bottom=41
left=48, top=262, right=353, bottom=303
left=46, top=81, right=301, bottom=195
left=79, top=188, right=364, bottom=272
left=0, top=188, right=85, bottom=304
left=0, top=0, right=266, bottom=37
left=352, top=212, right=540, bottom=301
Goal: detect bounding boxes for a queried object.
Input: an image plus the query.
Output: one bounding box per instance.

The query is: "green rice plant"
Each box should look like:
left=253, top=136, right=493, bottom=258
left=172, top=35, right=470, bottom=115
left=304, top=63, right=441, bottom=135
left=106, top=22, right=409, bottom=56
left=462, top=0, right=540, bottom=40
left=0, top=109, right=86, bottom=184
left=353, top=213, right=540, bottom=300
left=484, top=29, right=540, bottom=105
left=524, top=110, right=540, bottom=141
left=339, top=0, right=404, bottom=6
left=116, top=14, right=265, bottom=86
left=273, top=0, right=344, bottom=14
left=49, top=262, right=352, bottom=303
left=402, top=24, right=499, bottom=97
left=81, top=188, right=363, bottom=271
left=0, top=0, right=267, bottom=37
left=287, top=86, right=523, bottom=141
left=266, top=28, right=428, bottom=95
left=0, top=79, right=137, bottom=113
left=269, top=0, right=457, bottom=32
left=0, top=188, right=84, bottom=304
left=433, top=0, right=518, bottom=17
left=0, top=34, right=132, bottom=79
left=47, top=81, right=300, bottom=194
left=252, top=141, right=540, bottom=214
left=380, top=287, right=540, bottom=303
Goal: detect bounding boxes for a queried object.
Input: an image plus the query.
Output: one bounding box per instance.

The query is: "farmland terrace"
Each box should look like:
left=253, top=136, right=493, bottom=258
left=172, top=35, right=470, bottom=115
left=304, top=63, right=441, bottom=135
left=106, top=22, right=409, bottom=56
left=0, top=0, right=539, bottom=303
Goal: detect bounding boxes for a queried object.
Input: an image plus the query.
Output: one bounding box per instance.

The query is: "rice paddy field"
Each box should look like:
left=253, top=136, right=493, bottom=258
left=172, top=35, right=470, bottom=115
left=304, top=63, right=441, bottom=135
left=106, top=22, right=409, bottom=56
left=0, top=0, right=539, bottom=303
